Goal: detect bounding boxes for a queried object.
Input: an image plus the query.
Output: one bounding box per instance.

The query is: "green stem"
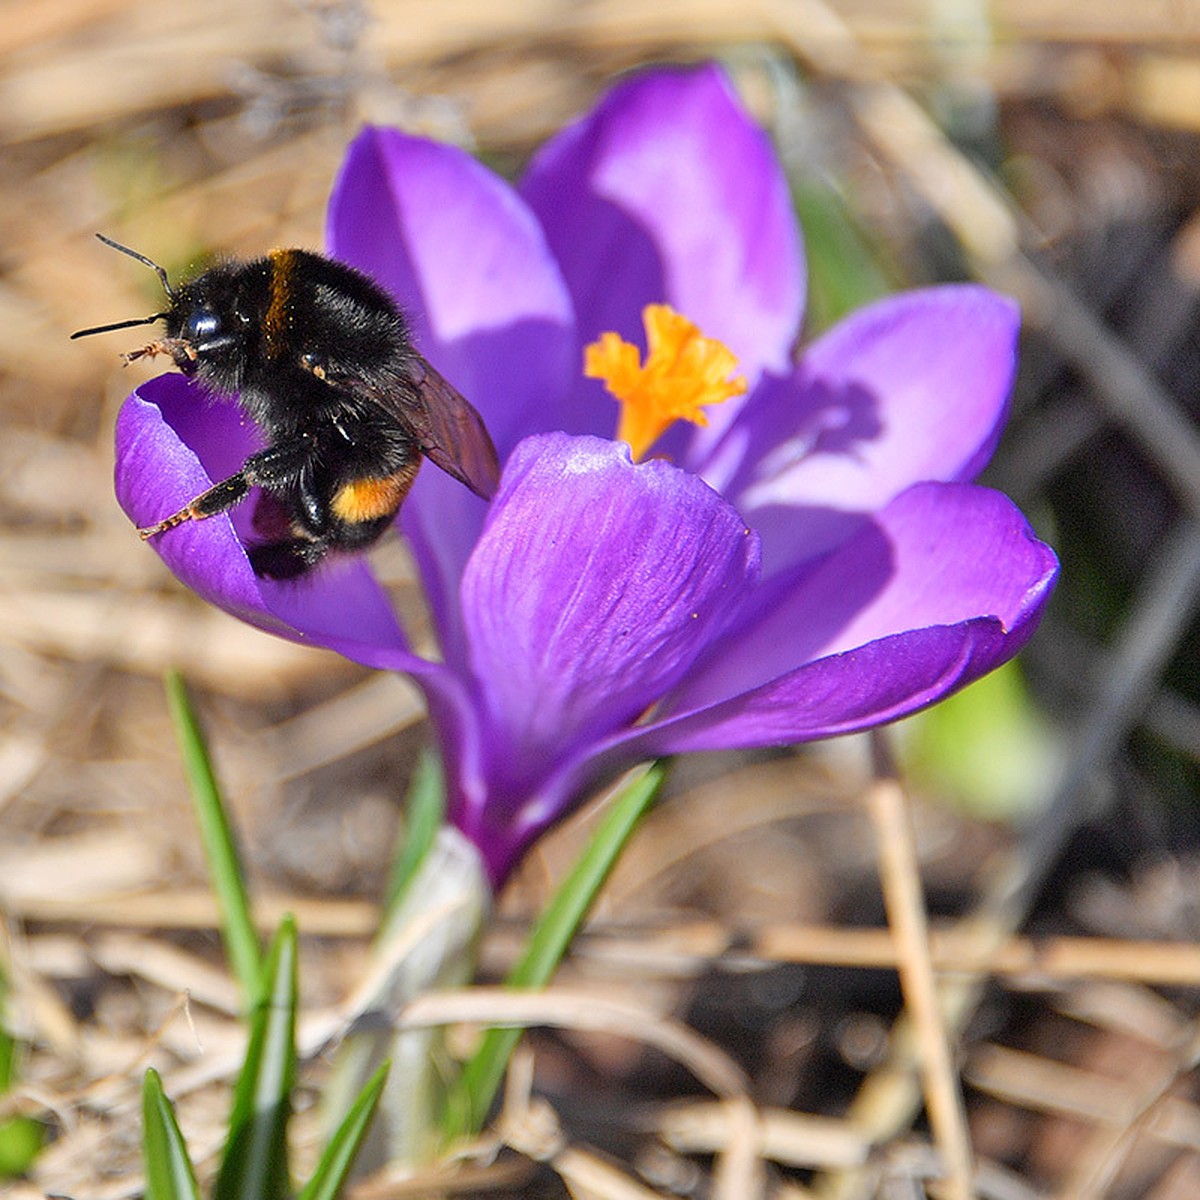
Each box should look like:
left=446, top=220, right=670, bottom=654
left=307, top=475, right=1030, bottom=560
left=450, top=761, right=667, bottom=1138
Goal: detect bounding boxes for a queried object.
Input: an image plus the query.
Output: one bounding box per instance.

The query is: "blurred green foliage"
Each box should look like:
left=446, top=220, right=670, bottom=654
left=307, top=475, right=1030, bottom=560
left=902, top=660, right=1061, bottom=821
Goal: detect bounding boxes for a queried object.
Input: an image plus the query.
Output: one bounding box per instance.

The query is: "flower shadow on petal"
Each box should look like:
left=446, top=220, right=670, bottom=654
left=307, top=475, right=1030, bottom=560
left=637, top=481, right=1059, bottom=749
left=520, top=63, right=804, bottom=425
left=671, top=516, right=898, bottom=711
left=708, top=374, right=885, bottom=492
left=703, top=372, right=886, bottom=575
left=703, top=286, right=1022, bottom=577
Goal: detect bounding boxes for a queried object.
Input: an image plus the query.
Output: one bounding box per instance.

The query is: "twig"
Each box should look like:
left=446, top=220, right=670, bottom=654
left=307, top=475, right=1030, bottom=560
left=865, top=732, right=975, bottom=1200
left=401, top=987, right=750, bottom=1099
left=568, top=921, right=1200, bottom=988
left=1057, top=1020, right=1200, bottom=1200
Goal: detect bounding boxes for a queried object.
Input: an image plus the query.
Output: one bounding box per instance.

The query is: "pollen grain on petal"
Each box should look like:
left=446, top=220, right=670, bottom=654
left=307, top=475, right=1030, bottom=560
left=584, top=303, right=747, bottom=460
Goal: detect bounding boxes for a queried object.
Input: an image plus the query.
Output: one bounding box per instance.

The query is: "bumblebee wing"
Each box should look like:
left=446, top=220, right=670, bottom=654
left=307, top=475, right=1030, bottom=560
left=404, top=357, right=500, bottom=499
left=347, top=358, right=498, bottom=500
left=326, top=356, right=500, bottom=499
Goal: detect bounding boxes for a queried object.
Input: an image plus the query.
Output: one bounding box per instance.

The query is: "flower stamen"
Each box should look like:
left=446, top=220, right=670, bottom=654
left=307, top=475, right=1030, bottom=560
left=584, top=304, right=747, bottom=460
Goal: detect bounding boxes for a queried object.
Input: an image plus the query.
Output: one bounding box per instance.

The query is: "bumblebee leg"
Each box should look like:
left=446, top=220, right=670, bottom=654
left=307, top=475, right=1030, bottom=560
left=248, top=537, right=330, bottom=581
left=137, top=432, right=317, bottom=541
left=242, top=434, right=316, bottom=487
left=137, top=471, right=250, bottom=539
left=123, top=336, right=196, bottom=367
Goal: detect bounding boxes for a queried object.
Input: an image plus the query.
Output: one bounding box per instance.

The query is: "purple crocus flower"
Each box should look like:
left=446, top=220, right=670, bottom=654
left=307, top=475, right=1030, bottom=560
left=114, top=65, right=1057, bottom=886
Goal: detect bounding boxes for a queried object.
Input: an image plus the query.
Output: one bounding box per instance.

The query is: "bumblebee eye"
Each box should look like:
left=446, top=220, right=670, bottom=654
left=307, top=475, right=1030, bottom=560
left=183, top=307, right=221, bottom=345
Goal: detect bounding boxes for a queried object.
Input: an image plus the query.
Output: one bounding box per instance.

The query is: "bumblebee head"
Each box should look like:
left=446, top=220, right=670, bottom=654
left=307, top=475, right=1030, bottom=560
left=72, top=236, right=259, bottom=391
left=160, top=265, right=255, bottom=389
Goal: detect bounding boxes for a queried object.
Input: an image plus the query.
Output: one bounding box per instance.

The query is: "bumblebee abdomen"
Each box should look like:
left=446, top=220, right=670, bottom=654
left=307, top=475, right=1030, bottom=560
left=330, top=466, right=419, bottom=525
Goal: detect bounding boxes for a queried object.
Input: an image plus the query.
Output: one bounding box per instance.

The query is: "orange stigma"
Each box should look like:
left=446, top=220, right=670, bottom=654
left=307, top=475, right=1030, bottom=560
left=584, top=304, right=747, bottom=460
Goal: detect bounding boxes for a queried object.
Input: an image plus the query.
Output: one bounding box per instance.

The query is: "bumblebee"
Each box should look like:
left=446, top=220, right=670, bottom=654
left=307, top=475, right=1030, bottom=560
left=73, top=234, right=500, bottom=579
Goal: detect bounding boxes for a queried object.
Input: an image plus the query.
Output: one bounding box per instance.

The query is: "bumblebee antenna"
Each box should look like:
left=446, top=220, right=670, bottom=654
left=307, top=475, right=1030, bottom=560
left=70, top=312, right=169, bottom=340
left=93, top=233, right=175, bottom=298
left=70, top=233, right=175, bottom=340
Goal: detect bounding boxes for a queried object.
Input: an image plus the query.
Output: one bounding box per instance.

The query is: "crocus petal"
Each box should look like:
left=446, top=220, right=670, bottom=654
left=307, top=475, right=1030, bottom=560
left=624, top=620, right=1022, bottom=757
left=115, top=375, right=428, bottom=672
left=630, top=480, right=1057, bottom=749
left=328, top=127, right=577, bottom=668
left=451, top=432, right=760, bottom=844
left=328, top=126, right=575, bottom=456
left=704, top=286, right=1020, bottom=574
left=521, top=63, right=804, bottom=444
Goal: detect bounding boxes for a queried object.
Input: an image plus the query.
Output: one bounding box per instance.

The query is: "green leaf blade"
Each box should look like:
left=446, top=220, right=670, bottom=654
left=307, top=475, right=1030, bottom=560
left=383, top=747, right=446, bottom=920
left=142, top=1068, right=201, bottom=1200
left=299, top=1062, right=390, bottom=1200
left=0, top=959, right=43, bottom=1176
left=0, top=1117, right=43, bottom=1178
left=165, top=670, right=262, bottom=1011
left=214, top=916, right=298, bottom=1200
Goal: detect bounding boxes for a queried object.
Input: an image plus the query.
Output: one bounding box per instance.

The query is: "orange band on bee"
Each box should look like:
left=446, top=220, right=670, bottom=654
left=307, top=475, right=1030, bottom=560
left=331, top=469, right=417, bottom=523
left=264, top=250, right=297, bottom=359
